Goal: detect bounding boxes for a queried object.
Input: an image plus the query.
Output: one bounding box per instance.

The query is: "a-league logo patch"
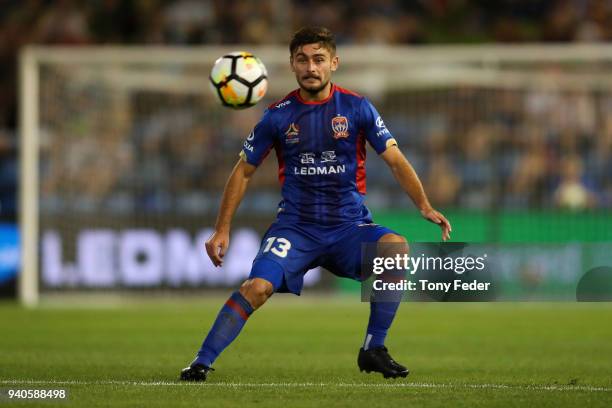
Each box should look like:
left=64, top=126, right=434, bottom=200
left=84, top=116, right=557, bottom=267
left=285, top=123, right=300, bottom=137
left=331, top=115, right=349, bottom=139
left=284, top=123, right=300, bottom=144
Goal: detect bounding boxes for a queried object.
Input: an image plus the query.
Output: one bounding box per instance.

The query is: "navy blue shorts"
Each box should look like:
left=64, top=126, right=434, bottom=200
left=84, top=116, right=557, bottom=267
left=248, top=220, right=398, bottom=295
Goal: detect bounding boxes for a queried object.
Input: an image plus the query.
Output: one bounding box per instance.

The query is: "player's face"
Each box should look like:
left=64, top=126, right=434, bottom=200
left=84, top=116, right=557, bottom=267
left=290, top=43, right=338, bottom=95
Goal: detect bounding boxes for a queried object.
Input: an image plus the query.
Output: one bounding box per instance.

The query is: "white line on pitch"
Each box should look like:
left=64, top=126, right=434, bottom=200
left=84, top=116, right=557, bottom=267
left=1, top=379, right=610, bottom=392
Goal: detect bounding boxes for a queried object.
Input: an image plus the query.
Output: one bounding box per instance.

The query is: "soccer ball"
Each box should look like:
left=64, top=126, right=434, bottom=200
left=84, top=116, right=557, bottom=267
left=209, top=51, right=268, bottom=109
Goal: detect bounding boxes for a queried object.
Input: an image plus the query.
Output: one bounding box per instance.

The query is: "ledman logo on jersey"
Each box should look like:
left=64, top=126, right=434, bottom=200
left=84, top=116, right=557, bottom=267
left=285, top=123, right=300, bottom=144
left=331, top=115, right=349, bottom=139
left=293, top=151, right=345, bottom=175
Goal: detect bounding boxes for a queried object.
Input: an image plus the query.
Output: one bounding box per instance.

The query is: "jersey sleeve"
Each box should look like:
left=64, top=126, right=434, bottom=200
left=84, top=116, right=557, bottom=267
left=239, top=109, right=276, bottom=166
left=359, top=98, right=398, bottom=154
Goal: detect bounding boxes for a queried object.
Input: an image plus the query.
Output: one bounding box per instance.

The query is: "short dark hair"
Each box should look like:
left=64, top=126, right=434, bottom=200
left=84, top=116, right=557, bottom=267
left=290, top=26, right=336, bottom=57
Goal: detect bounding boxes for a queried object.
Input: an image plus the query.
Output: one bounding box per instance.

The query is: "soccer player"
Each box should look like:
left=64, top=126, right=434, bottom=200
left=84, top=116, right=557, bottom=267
left=180, top=26, right=451, bottom=381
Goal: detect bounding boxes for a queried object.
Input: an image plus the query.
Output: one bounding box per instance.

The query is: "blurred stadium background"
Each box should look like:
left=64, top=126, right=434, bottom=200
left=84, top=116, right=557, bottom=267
left=0, top=0, right=611, bottom=303
left=1, top=2, right=612, bottom=407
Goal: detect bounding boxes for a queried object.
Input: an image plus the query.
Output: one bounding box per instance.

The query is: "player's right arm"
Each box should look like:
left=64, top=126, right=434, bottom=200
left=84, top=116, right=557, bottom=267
left=205, top=158, right=257, bottom=266
left=205, top=109, right=277, bottom=266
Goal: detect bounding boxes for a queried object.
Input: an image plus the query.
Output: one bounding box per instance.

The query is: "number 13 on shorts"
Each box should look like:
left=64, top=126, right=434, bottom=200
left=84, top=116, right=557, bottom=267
left=263, top=237, right=292, bottom=258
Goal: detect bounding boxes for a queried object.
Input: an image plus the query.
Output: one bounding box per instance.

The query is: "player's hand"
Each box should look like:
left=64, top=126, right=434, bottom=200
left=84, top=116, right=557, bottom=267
left=420, top=207, right=452, bottom=241
left=205, top=230, right=230, bottom=267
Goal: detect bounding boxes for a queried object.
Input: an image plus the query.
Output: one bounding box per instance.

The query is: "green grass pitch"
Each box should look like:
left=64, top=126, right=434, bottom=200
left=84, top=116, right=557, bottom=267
left=1, top=297, right=611, bottom=407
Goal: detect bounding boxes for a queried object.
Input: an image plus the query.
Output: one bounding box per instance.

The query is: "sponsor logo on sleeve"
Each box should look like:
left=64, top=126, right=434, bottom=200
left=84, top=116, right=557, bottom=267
left=242, top=130, right=255, bottom=152
left=243, top=141, right=254, bottom=152
left=375, top=116, right=390, bottom=137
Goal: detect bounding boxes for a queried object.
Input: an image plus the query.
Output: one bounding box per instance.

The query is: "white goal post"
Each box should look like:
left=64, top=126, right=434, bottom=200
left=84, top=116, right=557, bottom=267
left=19, top=44, right=612, bottom=306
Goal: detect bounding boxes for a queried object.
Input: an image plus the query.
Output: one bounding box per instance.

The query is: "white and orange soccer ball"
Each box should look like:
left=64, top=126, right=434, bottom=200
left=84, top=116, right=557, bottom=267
left=209, top=51, right=268, bottom=109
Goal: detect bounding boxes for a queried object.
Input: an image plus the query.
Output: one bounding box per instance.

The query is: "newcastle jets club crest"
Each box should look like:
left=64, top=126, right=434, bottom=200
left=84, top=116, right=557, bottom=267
left=331, top=115, right=349, bottom=139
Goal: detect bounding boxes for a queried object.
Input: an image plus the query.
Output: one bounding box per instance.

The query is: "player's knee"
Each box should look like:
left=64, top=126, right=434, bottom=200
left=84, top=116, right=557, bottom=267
left=378, top=233, right=409, bottom=256
left=239, top=278, right=273, bottom=309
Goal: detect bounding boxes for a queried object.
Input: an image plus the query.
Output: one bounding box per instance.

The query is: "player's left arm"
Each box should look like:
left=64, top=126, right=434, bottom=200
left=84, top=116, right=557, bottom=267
left=380, top=145, right=452, bottom=241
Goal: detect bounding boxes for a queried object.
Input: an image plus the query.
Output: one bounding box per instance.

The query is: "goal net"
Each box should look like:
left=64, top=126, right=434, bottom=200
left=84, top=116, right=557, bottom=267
left=20, top=45, right=612, bottom=305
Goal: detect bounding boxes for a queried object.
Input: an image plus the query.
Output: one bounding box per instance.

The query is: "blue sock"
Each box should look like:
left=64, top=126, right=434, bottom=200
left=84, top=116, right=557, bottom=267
left=364, top=301, right=400, bottom=350
left=192, top=291, right=254, bottom=367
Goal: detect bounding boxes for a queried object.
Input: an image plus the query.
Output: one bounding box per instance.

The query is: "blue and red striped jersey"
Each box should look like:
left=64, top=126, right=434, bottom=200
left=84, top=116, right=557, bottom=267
left=240, top=84, right=397, bottom=225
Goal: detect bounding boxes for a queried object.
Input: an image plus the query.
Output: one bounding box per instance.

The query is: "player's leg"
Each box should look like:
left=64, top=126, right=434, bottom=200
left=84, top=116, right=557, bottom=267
left=180, top=275, right=279, bottom=382
left=358, top=232, right=410, bottom=378
left=181, top=223, right=318, bottom=381
left=193, top=278, right=274, bottom=363
left=364, top=233, right=408, bottom=351
left=325, top=224, right=409, bottom=378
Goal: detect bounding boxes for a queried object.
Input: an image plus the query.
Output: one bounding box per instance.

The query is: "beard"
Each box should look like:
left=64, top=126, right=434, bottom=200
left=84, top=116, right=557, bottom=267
left=298, top=75, right=329, bottom=94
